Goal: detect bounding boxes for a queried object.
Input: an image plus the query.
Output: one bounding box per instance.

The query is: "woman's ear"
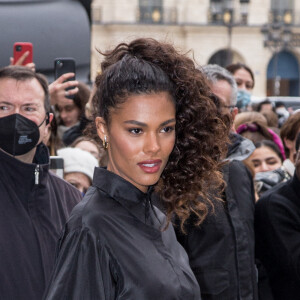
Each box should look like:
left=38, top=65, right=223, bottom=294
left=284, top=137, right=293, bottom=151
left=95, top=117, right=107, bottom=141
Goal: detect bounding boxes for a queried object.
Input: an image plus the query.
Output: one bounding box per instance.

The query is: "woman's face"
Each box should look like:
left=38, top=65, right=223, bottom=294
left=233, top=68, right=254, bottom=92
left=75, top=140, right=100, bottom=160
left=57, top=98, right=80, bottom=127
left=64, top=172, right=91, bottom=194
left=96, top=92, right=176, bottom=193
left=248, top=146, right=282, bottom=173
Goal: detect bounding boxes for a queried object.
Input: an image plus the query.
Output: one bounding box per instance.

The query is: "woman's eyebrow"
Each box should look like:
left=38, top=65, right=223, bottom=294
left=160, top=118, right=176, bottom=126
left=251, top=159, right=261, bottom=163
left=124, top=118, right=176, bottom=127
left=123, top=120, right=147, bottom=127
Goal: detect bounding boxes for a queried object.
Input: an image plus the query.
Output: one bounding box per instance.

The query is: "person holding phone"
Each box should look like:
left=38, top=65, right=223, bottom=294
left=43, top=37, right=228, bottom=299
left=255, top=133, right=300, bottom=300
left=10, top=42, right=36, bottom=72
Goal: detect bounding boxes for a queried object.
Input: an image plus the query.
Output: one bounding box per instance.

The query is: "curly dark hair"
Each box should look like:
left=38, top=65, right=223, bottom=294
left=91, top=38, right=228, bottom=231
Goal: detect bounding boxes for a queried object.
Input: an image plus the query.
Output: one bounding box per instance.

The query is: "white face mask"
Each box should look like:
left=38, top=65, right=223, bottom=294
left=276, top=107, right=289, bottom=118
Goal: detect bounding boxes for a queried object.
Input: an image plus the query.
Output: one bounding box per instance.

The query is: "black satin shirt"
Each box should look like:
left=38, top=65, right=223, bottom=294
left=44, top=167, right=201, bottom=300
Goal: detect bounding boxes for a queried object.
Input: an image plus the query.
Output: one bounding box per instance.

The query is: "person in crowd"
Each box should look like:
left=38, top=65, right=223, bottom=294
left=70, top=135, right=107, bottom=166
left=256, top=99, right=274, bottom=113
left=236, top=120, right=286, bottom=159
left=226, top=62, right=254, bottom=111
left=54, top=81, right=91, bottom=144
left=261, top=109, right=279, bottom=133
left=246, top=140, right=284, bottom=174
left=43, top=37, right=228, bottom=299
left=0, top=66, right=82, bottom=300
left=246, top=140, right=290, bottom=199
left=234, top=111, right=267, bottom=130
left=280, top=111, right=300, bottom=177
left=255, top=134, right=300, bottom=300
left=175, top=63, right=258, bottom=300
left=57, top=147, right=99, bottom=195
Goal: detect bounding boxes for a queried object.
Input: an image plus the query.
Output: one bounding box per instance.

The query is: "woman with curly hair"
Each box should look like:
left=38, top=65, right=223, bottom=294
left=44, top=38, right=228, bottom=300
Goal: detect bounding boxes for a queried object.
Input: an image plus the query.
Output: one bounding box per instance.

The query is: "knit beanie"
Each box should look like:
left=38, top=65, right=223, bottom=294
left=57, top=147, right=99, bottom=181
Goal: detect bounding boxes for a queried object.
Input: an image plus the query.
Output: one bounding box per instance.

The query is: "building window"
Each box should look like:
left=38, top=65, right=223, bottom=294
left=271, top=0, right=294, bottom=24
left=209, top=0, right=250, bottom=25
left=138, top=0, right=163, bottom=24
left=209, top=0, right=234, bottom=25
left=240, top=0, right=249, bottom=25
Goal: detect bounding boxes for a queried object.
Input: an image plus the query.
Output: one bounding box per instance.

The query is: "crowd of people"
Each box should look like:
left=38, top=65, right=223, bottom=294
left=0, top=37, right=299, bottom=300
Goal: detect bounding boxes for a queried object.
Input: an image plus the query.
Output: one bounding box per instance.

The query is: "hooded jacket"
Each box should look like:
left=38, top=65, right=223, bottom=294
left=44, top=167, right=201, bottom=300
left=0, top=143, right=81, bottom=300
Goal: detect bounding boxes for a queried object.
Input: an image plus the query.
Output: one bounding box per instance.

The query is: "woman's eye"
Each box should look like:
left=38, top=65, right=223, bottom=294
left=129, top=128, right=142, bottom=135
left=0, top=106, right=8, bottom=111
left=161, top=126, right=174, bottom=133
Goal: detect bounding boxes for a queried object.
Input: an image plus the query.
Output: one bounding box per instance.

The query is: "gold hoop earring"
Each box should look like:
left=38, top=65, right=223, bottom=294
left=103, top=135, right=109, bottom=149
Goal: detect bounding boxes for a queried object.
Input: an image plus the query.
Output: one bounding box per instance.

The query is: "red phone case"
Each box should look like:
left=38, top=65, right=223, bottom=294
left=13, top=42, right=33, bottom=65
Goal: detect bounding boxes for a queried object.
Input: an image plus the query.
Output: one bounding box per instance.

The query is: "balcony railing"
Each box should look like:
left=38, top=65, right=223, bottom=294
left=269, top=9, right=294, bottom=25
left=92, top=5, right=177, bottom=25
left=136, top=6, right=177, bottom=24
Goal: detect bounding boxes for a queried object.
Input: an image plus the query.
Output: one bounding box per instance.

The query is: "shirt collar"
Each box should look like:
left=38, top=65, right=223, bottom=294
left=92, top=167, right=158, bottom=227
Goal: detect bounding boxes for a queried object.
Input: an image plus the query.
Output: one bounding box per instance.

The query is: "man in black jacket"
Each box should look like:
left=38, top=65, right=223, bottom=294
left=0, top=66, right=82, bottom=300
left=255, top=135, right=300, bottom=300
left=176, top=64, right=258, bottom=299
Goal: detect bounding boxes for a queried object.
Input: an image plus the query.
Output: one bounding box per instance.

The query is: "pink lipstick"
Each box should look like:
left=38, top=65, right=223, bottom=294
left=137, top=160, right=162, bottom=173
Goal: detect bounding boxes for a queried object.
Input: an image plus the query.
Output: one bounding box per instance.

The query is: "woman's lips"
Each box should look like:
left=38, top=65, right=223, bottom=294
left=137, top=160, right=162, bottom=173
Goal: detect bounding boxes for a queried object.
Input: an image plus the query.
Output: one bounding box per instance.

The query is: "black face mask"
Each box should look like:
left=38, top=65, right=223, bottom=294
left=0, top=113, right=48, bottom=156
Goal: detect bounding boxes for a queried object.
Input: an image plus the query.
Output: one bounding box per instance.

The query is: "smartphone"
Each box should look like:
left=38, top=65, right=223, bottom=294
left=54, top=58, right=76, bottom=99
left=50, top=156, right=64, bottom=179
left=13, top=42, right=33, bottom=65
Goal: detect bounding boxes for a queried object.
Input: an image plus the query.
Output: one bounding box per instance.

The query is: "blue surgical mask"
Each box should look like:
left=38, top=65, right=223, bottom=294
left=236, top=90, right=251, bottom=109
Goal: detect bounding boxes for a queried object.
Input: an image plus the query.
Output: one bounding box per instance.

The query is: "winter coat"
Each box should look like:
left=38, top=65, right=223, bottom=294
left=176, top=160, right=258, bottom=300
left=0, top=143, right=81, bottom=300
left=255, top=174, right=300, bottom=300
left=175, top=133, right=258, bottom=300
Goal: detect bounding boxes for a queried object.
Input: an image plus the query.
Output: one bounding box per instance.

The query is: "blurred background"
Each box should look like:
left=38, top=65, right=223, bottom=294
left=1, top=0, right=300, bottom=100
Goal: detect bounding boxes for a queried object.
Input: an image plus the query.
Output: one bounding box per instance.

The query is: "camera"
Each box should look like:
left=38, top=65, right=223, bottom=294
left=16, top=45, right=22, bottom=51
left=56, top=60, right=63, bottom=68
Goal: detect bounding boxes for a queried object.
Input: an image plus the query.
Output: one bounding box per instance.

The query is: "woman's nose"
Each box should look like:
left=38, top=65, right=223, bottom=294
left=260, top=161, right=271, bottom=172
left=144, top=133, right=160, bottom=154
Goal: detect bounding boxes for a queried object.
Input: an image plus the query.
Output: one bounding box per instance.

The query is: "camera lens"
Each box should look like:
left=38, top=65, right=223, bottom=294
left=16, top=45, right=22, bottom=51
left=57, top=60, right=63, bottom=68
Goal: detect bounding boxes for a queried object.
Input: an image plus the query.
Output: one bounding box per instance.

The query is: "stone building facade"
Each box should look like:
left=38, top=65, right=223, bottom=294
left=90, top=0, right=300, bottom=97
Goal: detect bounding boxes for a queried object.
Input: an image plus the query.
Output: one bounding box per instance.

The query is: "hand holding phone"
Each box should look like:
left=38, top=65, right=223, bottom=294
left=13, top=42, right=33, bottom=66
left=54, top=58, right=76, bottom=100
left=49, top=72, right=79, bottom=106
